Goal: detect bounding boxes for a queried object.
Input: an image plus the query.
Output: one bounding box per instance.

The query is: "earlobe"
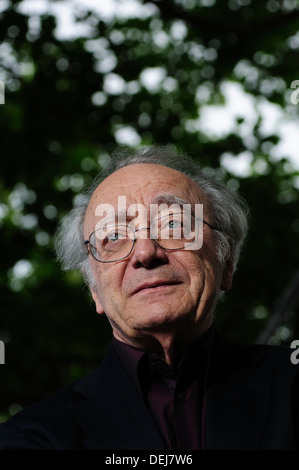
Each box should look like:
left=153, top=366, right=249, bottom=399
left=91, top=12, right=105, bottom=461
left=220, top=256, right=234, bottom=291
left=91, top=289, right=105, bottom=315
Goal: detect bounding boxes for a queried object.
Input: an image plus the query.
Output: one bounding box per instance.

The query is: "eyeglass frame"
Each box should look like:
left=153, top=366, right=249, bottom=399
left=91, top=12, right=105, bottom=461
left=84, top=213, right=223, bottom=264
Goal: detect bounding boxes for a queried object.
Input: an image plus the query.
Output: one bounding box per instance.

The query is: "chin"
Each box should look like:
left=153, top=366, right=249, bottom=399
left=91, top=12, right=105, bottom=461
left=131, top=307, right=194, bottom=332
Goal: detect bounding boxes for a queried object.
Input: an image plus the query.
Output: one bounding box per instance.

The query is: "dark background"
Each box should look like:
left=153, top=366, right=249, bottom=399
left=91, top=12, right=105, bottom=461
left=0, top=0, right=299, bottom=422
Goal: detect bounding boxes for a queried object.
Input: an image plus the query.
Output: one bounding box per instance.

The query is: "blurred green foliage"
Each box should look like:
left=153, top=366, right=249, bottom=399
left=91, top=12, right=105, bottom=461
left=0, top=0, right=298, bottom=421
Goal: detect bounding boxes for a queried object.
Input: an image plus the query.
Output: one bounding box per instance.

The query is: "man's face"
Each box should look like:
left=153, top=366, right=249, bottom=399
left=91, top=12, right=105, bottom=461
left=84, top=163, right=233, bottom=345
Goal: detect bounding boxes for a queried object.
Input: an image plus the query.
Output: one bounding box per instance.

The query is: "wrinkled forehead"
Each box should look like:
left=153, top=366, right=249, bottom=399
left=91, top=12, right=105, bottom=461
left=84, top=163, right=208, bottom=232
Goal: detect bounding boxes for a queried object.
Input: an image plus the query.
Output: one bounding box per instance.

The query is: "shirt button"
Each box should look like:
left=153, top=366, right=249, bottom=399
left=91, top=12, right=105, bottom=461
left=175, top=392, right=186, bottom=402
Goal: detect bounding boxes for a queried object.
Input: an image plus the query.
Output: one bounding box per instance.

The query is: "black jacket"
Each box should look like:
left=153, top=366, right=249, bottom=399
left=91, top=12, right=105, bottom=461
left=0, top=336, right=298, bottom=450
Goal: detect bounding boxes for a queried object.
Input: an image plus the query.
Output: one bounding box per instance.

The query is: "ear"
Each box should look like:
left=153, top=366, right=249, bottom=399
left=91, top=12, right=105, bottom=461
left=91, top=288, right=105, bottom=315
left=220, top=255, right=234, bottom=292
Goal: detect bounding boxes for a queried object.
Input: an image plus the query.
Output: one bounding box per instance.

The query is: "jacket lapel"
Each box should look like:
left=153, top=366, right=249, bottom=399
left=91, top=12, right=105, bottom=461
left=68, top=345, right=166, bottom=450
left=67, top=336, right=275, bottom=450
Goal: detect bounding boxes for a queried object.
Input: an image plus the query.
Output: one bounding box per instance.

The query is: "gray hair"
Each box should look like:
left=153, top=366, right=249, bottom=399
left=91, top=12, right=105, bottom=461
left=54, top=145, right=249, bottom=288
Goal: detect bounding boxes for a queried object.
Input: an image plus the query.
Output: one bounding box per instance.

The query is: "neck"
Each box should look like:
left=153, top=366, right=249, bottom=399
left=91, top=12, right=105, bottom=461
left=113, top=323, right=211, bottom=368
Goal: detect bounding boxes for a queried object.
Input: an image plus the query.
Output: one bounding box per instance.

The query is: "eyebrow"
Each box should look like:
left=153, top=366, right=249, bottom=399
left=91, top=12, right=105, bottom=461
left=95, top=208, right=135, bottom=229
left=151, top=193, right=203, bottom=221
left=97, top=193, right=193, bottom=228
left=151, top=193, right=190, bottom=207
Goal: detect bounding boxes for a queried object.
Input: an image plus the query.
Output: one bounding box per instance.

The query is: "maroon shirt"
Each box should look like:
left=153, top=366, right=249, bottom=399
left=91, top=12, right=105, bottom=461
left=112, top=328, right=214, bottom=450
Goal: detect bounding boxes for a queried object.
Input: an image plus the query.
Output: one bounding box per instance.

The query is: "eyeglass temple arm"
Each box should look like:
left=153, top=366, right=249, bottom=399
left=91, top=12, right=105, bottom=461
left=202, top=219, right=223, bottom=232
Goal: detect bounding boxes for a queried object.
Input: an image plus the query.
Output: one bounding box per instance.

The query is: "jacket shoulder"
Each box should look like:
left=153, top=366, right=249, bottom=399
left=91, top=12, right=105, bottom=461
left=214, top=337, right=298, bottom=372
left=0, top=355, right=114, bottom=450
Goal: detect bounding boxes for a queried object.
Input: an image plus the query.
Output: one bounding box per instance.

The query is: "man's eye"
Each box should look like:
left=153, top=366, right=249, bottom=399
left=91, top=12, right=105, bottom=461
left=168, top=219, right=181, bottom=229
left=107, top=232, right=120, bottom=242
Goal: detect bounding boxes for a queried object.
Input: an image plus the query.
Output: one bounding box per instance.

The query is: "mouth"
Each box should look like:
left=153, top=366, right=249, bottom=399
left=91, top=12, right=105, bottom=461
left=132, top=281, right=182, bottom=295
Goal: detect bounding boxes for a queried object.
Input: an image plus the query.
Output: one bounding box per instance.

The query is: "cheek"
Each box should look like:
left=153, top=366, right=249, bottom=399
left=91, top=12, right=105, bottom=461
left=179, top=248, right=221, bottom=293
left=172, top=252, right=204, bottom=292
left=92, top=262, right=126, bottom=306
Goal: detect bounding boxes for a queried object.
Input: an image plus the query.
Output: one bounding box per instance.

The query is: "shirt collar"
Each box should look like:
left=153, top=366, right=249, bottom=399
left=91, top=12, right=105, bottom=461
left=112, top=326, right=215, bottom=396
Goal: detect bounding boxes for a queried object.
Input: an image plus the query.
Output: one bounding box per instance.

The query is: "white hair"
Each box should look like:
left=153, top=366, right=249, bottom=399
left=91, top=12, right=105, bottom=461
left=54, top=145, right=249, bottom=288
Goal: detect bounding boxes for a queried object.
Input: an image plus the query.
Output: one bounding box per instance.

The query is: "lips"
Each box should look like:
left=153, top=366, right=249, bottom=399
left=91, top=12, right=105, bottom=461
left=132, top=280, right=181, bottom=295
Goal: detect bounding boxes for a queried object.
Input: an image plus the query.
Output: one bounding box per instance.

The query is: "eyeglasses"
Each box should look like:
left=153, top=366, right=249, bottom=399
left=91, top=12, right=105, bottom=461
left=84, top=211, right=221, bottom=263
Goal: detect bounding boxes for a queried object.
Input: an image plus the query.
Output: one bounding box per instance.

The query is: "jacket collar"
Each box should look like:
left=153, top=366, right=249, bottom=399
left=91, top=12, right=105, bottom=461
left=68, top=336, right=272, bottom=450
left=68, top=343, right=166, bottom=450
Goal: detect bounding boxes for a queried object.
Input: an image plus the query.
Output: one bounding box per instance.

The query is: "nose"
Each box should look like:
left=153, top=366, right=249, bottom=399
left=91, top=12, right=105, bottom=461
left=130, top=228, right=168, bottom=268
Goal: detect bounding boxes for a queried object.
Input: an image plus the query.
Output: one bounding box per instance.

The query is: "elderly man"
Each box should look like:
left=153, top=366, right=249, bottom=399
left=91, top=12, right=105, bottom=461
left=0, top=146, right=298, bottom=450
